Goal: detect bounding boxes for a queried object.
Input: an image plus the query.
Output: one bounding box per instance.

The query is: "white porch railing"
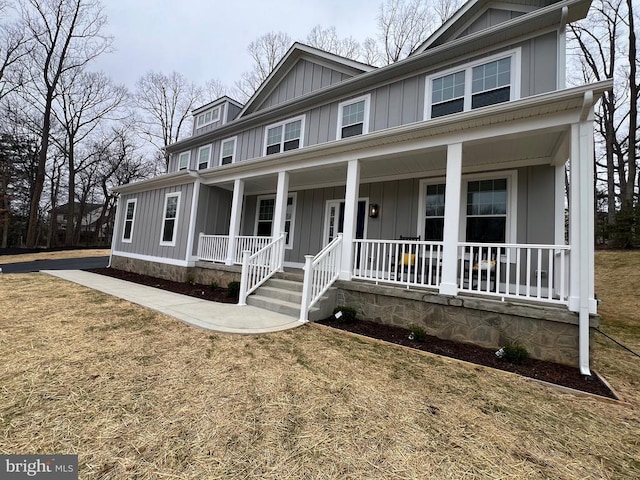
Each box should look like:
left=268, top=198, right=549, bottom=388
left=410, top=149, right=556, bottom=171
left=197, top=234, right=229, bottom=263
left=351, top=239, right=445, bottom=289
left=458, top=242, right=570, bottom=304
left=300, top=234, right=343, bottom=322
left=197, top=234, right=272, bottom=264
left=238, top=234, right=286, bottom=306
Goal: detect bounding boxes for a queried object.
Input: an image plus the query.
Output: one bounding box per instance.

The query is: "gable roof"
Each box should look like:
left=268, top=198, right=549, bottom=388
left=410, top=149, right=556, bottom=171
left=412, top=0, right=560, bottom=54
left=192, top=95, right=243, bottom=115
left=238, top=43, right=376, bottom=117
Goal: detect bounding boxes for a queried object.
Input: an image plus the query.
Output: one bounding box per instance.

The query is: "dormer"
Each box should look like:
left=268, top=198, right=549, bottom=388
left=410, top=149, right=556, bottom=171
left=192, top=96, right=243, bottom=136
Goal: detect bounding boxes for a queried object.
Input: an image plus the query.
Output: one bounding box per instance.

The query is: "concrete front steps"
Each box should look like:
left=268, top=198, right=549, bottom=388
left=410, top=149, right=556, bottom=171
left=246, top=277, right=336, bottom=321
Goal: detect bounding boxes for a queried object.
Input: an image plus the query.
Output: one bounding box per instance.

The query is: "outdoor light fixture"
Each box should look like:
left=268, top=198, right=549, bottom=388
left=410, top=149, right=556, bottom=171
left=369, top=203, right=379, bottom=218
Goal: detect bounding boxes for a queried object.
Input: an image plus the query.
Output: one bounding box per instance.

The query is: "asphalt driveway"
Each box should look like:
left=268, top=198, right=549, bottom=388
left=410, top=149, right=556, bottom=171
left=0, top=256, right=110, bottom=273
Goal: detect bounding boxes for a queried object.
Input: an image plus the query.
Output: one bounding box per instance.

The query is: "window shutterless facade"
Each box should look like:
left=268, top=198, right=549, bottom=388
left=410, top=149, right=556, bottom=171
left=254, top=194, right=297, bottom=249
left=466, top=178, right=508, bottom=243
left=197, top=145, right=211, bottom=170
left=160, top=192, right=180, bottom=246
left=220, top=137, right=236, bottom=165
left=264, top=116, right=304, bottom=156
left=425, top=49, right=520, bottom=119
left=424, top=184, right=446, bottom=241
left=196, top=107, right=220, bottom=128
left=178, top=151, right=190, bottom=170
left=337, top=94, right=370, bottom=139
left=121, top=198, right=137, bottom=243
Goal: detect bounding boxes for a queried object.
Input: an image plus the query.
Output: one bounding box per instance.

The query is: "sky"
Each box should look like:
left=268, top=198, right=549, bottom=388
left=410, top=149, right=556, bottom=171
left=95, top=0, right=381, bottom=92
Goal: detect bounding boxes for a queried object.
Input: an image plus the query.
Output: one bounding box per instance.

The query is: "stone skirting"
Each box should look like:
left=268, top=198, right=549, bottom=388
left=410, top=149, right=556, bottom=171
left=335, top=281, right=599, bottom=366
left=110, top=256, right=242, bottom=286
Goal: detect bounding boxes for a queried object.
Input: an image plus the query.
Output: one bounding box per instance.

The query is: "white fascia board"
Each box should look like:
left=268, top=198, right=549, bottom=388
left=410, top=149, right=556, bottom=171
left=113, top=171, right=197, bottom=195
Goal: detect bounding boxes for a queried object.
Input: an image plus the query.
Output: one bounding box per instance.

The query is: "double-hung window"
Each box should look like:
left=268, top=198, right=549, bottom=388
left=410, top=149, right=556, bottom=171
left=197, top=145, right=211, bottom=170
left=424, top=184, right=446, bottom=241
left=196, top=107, right=220, bottom=128
left=426, top=50, right=519, bottom=119
left=178, top=151, right=190, bottom=170
left=160, top=192, right=180, bottom=246
left=122, top=198, right=137, bottom=243
left=220, top=137, right=236, bottom=165
left=466, top=179, right=507, bottom=243
left=264, top=116, right=304, bottom=155
left=255, top=194, right=296, bottom=249
left=337, top=94, right=370, bottom=139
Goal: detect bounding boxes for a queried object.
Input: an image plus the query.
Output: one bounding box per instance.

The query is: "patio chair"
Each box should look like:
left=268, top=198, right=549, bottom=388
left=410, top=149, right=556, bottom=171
left=471, top=247, right=498, bottom=291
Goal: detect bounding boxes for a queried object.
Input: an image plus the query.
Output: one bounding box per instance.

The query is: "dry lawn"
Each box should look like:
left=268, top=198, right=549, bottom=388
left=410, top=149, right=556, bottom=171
left=0, top=252, right=638, bottom=479
left=0, top=249, right=110, bottom=264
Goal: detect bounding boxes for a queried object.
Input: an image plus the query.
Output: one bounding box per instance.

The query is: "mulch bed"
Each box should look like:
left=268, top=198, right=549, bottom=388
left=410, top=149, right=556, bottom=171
left=87, top=267, right=615, bottom=399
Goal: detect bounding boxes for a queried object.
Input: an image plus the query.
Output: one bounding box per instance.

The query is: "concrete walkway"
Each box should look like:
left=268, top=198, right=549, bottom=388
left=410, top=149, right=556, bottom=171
left=43, top=270, right=304, bottom=334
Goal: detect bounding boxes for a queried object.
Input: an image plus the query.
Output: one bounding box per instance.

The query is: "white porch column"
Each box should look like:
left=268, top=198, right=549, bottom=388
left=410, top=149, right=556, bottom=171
left=439, top=142, right=463, bottom=296
left=554, top=164, right=566, bottom=246
left=339, top=159, right=360, bottom=280
left=226, top=178, right=244, bottom=265
left=272, top=171, right=290, bottom=242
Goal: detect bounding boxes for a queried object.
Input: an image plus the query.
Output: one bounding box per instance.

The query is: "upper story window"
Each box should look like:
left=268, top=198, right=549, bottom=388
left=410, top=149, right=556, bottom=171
left=178, top=151, right=191, bottom=170
left=220, top=137, right=236, bottom=165
left=196, top=107, right=220, bottom=128
left=197, top=145, right=211, bottom=170
left=337, top=94, right=370, bottom=139
left=264, top=116, right=304, bottom=156
left=122, top=198, right=137, bottom=243
left=426, top=49, right=520, bottom=120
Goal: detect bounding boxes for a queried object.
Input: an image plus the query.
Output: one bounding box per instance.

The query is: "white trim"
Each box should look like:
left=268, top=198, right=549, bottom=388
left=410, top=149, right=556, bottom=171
left=337, top=94, right=371, bottom=139
left=219, top=136, right=237, bottom=165
left=178, top=151, right=191, bottom=171
left=197, top=144, right=212, bottom=170
left=160, top=191, right=181, bottom=247
left=254, top=192, right=297, bottom=249
left=263, top=114, right=306, bottom=156
left=112, top=250, right=193, bottom=267
left=424, top=48, right=521, bottom=120
left=121, top=198, right=137, bottom=243
left=185, top=180, right=201, bottom=262
left=196, top=106, right=220, bottom=128
left=417, top=169, right=518, bottom=243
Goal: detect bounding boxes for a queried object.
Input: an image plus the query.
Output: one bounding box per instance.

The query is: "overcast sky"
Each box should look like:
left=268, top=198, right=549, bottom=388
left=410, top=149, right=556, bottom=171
left=95, top=0, right=380, bottom=92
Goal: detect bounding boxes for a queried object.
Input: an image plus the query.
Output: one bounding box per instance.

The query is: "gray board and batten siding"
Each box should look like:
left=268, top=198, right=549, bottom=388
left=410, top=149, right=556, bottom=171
left=232, top=165, right=556, bottom=264
left=190, top=185, right=233, bottom=257
left=170, top=30, right=559, bottom=172
left=114, top=182, right=195, bottom=261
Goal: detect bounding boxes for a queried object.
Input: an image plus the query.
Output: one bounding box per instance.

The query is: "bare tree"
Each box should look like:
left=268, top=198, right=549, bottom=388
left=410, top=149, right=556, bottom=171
left=134, top=70, right=201, bottom=168
left=53, top=69, right=127, bottom=245
left=0, top=6, right=31, bottom=102
left=18, top=0, right=112, bottom=247
left=362, top=37, right=383, bottom=66
left=306, top=25, right=361, bottom=59
left=433, top=0, right=463, bottom=24
left=378, top=0, right=433, bottom=64
left=203, top=78, right=228, bottom=103
left=235, top=31, right=291, bottom=101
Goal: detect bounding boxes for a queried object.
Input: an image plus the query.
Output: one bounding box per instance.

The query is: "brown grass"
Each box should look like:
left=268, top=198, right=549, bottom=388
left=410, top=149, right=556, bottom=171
left=0, top=253, right=639, bottom=479
left=0, top=249, right=110, bottom=264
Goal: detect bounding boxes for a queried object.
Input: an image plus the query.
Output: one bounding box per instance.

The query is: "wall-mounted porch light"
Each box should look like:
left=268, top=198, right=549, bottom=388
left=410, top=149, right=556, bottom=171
left=368, top=203, right=379, bottom=218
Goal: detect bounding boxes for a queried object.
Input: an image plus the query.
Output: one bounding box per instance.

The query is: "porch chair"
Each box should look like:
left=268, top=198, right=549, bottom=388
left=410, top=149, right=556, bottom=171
left=471, top=247, right=498, bottom=291
left=395, top=235, right=421, bottom=281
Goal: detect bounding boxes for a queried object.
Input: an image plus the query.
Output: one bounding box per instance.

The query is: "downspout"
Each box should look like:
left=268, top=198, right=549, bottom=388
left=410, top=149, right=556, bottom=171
left=557, top=6, right=568, bottom=90
left=578, top=90, right=594, bottom=377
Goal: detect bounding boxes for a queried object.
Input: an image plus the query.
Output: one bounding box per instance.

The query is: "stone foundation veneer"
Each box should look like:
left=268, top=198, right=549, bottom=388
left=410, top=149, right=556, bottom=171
left=110, top=256, right=241, bottom=286
left=335, top=281, right=599, bottom=367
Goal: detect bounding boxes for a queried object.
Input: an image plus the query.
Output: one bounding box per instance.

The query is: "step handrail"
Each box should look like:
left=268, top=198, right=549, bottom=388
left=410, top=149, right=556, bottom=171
left=299, top=234, right=343, bottom=322
left=238, top=233, right=286, bottom=306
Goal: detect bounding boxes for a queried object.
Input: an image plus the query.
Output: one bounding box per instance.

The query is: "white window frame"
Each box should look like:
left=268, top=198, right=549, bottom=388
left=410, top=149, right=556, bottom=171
left=197, top=144, right=212, bottom=170
left=160, top=192, right=181, bottom=247
left=254, top=193, right=297, bottom=249
left=219, top=136, right=237, bottom=165
left=424, top=49, right=521, bottom=120
left=417, top=170, right=517, bottom=243
left=178, top=151, right=191, bottom=171
left=263, top=115, right=305, bottom=156
left=196, top=107, right=220, bottom=128
left=337, top=94, right=371, bottom=139
left=121, top=198, right=137, bottom=243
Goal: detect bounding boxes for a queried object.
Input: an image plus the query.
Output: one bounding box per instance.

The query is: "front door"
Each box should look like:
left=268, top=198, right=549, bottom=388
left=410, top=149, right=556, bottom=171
left=324, top=200, right=367, bottom=245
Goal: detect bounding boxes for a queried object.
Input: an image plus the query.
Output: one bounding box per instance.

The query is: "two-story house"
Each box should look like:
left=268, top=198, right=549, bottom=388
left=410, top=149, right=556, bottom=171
left=110, top=0, right=611, bottom=374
